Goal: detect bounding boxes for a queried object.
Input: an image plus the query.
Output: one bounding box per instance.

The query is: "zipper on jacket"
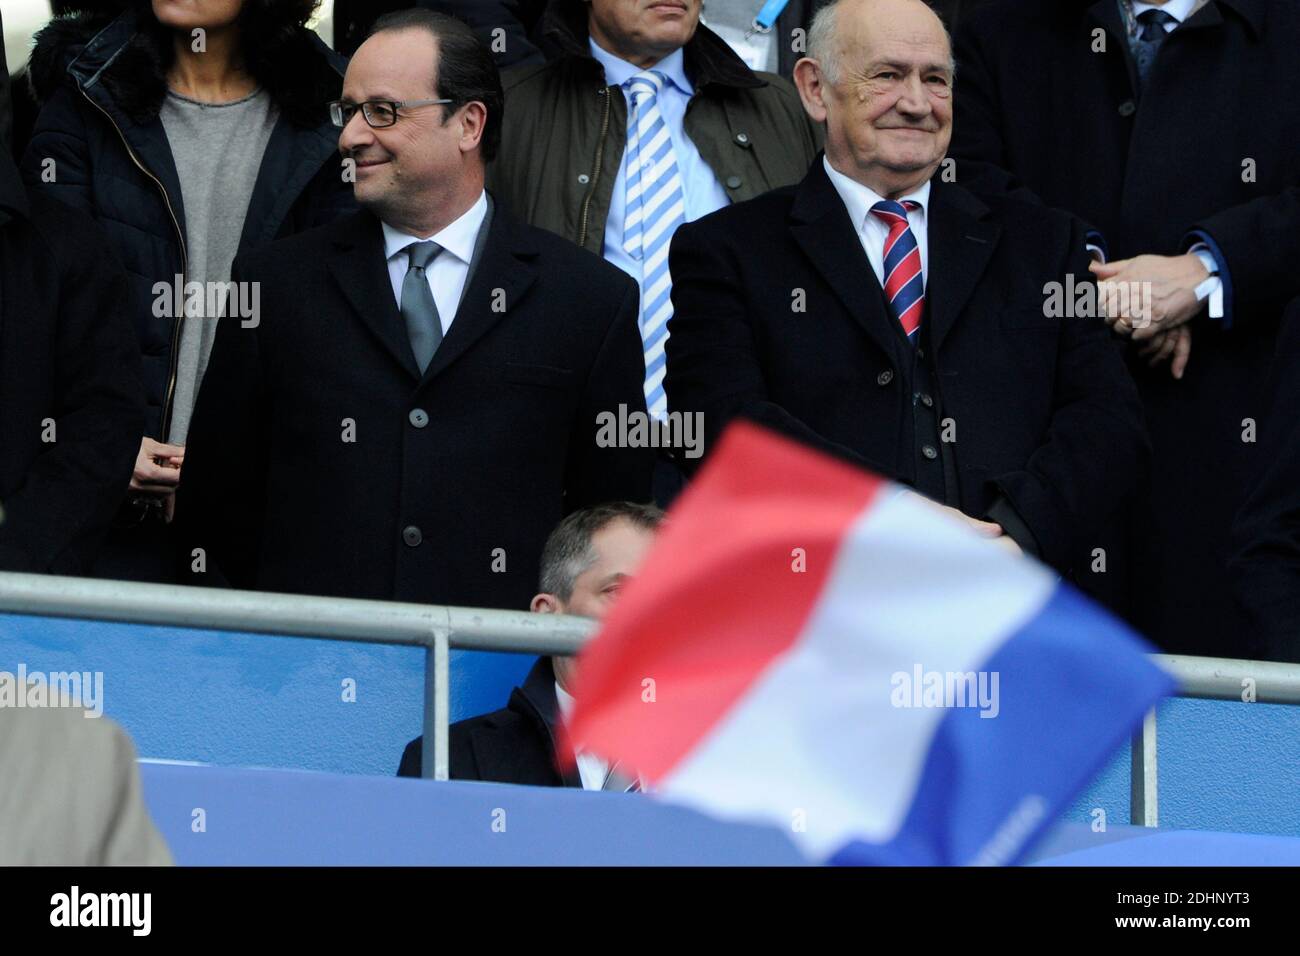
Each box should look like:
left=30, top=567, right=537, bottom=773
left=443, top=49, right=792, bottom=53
left=577, top=85, right=614, bottom=250
left=80, top=86, right=188, bottom=442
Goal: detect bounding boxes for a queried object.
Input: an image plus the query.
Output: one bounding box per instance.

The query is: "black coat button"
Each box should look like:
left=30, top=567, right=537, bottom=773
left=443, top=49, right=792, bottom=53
left=409, top=408, right=429, bottom=428
left=402, top=525, right=423, bottom=547
left=725, top=175, right=743, bottom=189
left=1118, top=100, right=1137, bottom=117
left=920, top=393, right=934, bottom=408
left=921, top=445, right=938, bottom=460
left=734, top=132, right=751, bottom=147
left=877, top=369, right=894, bottom=386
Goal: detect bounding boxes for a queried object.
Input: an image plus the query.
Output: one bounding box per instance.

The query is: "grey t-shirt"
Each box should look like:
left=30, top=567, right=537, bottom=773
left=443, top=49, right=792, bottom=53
left=160, top=87, right=277, bottom=445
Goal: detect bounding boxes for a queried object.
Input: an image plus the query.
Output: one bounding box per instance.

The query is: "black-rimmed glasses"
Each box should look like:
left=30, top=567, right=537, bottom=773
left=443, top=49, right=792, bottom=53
left=328, top=98, right=453, bottom=129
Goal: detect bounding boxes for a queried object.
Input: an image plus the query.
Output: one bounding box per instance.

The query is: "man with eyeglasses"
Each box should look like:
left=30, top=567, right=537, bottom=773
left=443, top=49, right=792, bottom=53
left=176, top=9, right=653, bottom=611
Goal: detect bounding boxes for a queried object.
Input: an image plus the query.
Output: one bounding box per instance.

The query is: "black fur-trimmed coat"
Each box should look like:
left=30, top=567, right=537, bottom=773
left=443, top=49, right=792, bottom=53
left=21, top=8, right=355, bottom=443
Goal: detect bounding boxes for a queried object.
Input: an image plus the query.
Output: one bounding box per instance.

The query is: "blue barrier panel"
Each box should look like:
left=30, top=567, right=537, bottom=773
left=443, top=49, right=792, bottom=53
left=1065, top=698, right=1300, bottom=837
left=137, top=762, right=1300, bottom=866
left=1, top=612, right=532, bottom=775
left=5, top=610, right=1300, bottom=835
left=140, top=762, right=809, bottom=865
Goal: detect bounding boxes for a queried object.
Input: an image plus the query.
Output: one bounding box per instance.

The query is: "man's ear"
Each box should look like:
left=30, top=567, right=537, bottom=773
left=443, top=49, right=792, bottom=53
left=531, top=593, right=562, bottom=614
left=793, top=57, right=829, bottom=124
left=458, top=101, right=487, bottom=154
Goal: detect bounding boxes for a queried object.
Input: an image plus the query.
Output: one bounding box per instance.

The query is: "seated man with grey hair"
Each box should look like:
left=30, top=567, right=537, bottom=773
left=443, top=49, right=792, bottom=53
left=397, top=501, right=664, bottom=787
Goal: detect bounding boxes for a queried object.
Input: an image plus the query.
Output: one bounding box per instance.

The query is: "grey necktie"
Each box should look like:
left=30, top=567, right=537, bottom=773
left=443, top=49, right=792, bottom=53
left=400, top=240, right=444, bottom=373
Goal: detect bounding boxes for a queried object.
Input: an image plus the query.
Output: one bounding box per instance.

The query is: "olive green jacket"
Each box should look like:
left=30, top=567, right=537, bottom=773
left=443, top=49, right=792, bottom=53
left=487, top=0, right=822, bottom=255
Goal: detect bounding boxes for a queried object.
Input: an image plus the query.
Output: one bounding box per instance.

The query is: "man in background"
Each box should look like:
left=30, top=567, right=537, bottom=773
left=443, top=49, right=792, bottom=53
left=399, top=501, right=663, bottom=786
left=949, top=0, right=1300, bottom=657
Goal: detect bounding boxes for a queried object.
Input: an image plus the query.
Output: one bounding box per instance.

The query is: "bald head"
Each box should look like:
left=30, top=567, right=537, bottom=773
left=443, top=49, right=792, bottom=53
left=809, top=0, right=953, bottom=86
left=795, top=0, right=954, bottom=197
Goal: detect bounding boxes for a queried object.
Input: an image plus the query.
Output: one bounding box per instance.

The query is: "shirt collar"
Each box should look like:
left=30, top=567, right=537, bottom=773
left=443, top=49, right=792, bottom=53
left=382, top=190, right=488, bottom=266
left=588, top=38, right=693, bottom=97
left=1131, top=0, right=1198, bottom=24
left=822, top=155, right=931, bottom=233
left=554, top=681, right=574, bottom=720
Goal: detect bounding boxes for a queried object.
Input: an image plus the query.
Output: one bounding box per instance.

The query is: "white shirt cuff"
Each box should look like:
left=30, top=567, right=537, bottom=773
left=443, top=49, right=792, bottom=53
left=1190, top=246, right=1224, bottom=319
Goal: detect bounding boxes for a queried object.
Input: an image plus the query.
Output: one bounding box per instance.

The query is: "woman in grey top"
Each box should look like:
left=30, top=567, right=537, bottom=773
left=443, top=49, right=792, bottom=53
left=25, top=0, right=355, bottom=582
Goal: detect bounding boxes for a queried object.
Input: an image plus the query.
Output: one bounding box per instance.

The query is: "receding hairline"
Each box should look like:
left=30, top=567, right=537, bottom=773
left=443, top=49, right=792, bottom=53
left=808, top=0, right=955, bottom=82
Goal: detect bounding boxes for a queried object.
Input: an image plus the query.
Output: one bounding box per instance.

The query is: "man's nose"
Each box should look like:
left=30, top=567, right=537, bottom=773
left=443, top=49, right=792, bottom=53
left=338, top=110, right=374, bottom=155
left=894, top=74, right=932, bottom=118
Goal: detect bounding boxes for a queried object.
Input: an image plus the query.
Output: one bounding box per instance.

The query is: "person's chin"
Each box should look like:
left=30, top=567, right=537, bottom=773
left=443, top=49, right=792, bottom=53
left=881, top=150, right=941, bottom=175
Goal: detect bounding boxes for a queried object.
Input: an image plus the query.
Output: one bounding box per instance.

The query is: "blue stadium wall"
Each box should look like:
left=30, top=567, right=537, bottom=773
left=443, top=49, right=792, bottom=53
left=3, top=612, right=1298, bottom=837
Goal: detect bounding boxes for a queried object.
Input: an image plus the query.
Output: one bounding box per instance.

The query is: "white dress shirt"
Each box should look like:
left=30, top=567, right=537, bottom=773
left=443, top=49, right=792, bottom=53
left=554, top=681, right=610, bottom=791
left=381, top=190, right=489, bottom=333
left=1131, top=0, right=1200, bottom=29
left=822, top=155, right=930, bottom=292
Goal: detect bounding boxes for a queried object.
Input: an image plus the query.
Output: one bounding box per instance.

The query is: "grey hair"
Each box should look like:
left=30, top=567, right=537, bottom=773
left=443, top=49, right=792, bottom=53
left=807, top=0, right=956, bottom=86
left=538, top=502, right=665, bottom=601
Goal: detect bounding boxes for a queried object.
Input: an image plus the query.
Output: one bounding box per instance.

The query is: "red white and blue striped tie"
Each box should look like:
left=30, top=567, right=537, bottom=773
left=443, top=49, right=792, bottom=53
left=870, top=199, right=925, bottom=344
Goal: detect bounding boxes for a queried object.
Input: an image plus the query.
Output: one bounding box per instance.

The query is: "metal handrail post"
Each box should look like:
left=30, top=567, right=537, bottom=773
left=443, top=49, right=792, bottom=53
left=1130, top=708, right=1158, bottom=827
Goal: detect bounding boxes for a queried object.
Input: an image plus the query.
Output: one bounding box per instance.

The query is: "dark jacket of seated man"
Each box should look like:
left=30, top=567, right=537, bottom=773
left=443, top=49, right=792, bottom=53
left=664, top=155, right=1148, bottom=578
left=398, top=656, right=579, bottom=786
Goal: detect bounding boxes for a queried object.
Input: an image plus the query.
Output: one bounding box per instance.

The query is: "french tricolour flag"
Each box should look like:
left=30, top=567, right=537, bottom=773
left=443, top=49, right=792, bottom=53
left=566, top=422, right=1174, bottom=865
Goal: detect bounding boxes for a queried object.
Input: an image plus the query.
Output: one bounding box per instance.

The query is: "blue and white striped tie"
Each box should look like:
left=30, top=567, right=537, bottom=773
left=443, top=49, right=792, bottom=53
left=623, top=70, right=684, bottom=421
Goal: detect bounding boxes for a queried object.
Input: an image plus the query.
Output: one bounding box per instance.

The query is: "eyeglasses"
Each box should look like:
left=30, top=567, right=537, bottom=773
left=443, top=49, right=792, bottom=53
left=328, top=98, right=453, bottom=129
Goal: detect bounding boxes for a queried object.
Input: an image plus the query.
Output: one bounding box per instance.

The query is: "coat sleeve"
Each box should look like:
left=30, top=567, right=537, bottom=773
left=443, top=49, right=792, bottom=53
left=665, top=218, right=893, bottom=475
left=988, top=221, right=1149, bottom=573
left=1192, top=186, right=1300, bottom=331
left=172, top=255, right=271, bottom=588
left=0, top=214, right=143, bottom=574
left=1228, top=298, right=1300, bottom=662
left=566, top=275, right=655, bottom=509
left=20, top=87, right=97, bottom=216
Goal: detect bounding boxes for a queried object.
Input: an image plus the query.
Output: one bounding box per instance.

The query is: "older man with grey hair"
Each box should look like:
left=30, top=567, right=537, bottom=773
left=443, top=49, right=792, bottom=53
left=398, top=501, right=664, bottom=786
left=665, top=0, right=1146, bottom=581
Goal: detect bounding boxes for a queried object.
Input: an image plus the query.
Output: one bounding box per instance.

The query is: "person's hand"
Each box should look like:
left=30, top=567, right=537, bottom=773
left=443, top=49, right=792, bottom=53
left=913, top=495, right=1023, bottom=555
left=130, top=437, right=184, bottom=495
left=1090, top=253, right=1207, bottom=340
left=1137, top=324, right=1192, bottom=380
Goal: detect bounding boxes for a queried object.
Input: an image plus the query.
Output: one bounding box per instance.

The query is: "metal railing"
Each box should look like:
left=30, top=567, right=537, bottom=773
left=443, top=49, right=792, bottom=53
left=3, top=572, right=1299, bottom=812
left=0, top=571, right=594, bottom=780
left=1132, top=655, right=1300, bottom=827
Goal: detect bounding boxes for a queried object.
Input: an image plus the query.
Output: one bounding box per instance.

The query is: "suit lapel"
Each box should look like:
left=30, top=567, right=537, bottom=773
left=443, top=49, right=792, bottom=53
left=1086, top=0, right=1140, bottom=95
left=788, top=161, right=898, bottom=360
left=417, top=203, right=539, bottom=390
left=924, top=179, right=1000, bottom=353
left=326, top=210, right=420, bottom=381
